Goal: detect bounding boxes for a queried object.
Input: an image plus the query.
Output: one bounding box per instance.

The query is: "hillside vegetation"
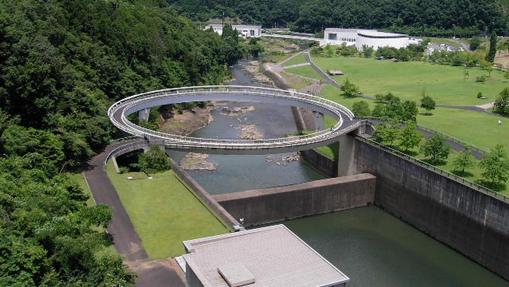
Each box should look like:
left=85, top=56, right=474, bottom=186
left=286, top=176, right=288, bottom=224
left=169, top=0, right=509, bottom=36
left=0, top=0, right=240, bottom=285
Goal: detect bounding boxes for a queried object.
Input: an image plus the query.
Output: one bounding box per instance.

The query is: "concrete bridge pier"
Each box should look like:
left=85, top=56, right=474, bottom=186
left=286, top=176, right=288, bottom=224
left=337, top=134, right=358, bottom=177
left=138, top=108, right=150, bottom=122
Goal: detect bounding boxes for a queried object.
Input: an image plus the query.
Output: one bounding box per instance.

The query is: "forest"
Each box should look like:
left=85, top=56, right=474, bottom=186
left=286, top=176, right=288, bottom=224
left=169, top=0, right=509, bottom=36
left=0, top=0, right=242, bottom=285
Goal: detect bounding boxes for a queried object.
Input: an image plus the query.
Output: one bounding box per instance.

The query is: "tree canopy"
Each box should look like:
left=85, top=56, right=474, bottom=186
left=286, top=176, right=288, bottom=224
left=169, top=0, right=509, bottom=36
left=0, top=0, right=242, bottom=284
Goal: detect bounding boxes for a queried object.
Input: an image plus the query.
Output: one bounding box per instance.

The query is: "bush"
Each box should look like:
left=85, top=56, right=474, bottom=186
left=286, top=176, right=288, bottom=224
left=494, top=88, right=509, bottom=115
left=475, top=75, right=487, bottom=83
left=138, top=146, right=172, bottom=174
left=477, top=92, right=484, bottom=99
left=352, top=101, right=371, bottom=117
left=420, top=95, right=436, bottom=114
left=340, top=79, right=361, bottom=98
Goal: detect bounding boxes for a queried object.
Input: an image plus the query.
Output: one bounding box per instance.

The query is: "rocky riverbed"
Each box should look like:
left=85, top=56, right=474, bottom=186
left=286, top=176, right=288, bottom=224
left=159, top=106, right=213, bottom=136
left=179, top=153, right=216, bottom=170
left=239, top=124, right=263, bottom=140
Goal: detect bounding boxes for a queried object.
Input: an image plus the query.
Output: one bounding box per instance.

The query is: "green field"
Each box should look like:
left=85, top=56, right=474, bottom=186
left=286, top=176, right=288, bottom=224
left=285, top=65, right=322, bottom=80
left=311, top=56, right=509, bottom=106
left=281, top=53, right=307, bottom=66
left=417, top=108, right=509, bottom=151
left=106, top=162, right=229, bottom=259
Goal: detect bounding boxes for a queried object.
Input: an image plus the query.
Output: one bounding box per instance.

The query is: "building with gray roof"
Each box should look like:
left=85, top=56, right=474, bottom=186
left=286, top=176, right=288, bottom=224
left=182, top=224, right=349, bottom=287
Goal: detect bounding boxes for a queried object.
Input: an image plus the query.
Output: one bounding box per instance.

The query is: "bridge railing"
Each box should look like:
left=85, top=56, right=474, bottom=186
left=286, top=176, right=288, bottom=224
left=108, top=86, right=356, bottom=149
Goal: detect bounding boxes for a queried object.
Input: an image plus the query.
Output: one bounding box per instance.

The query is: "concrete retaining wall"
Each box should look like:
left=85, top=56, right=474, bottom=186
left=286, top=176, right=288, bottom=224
left=301, top=149, right=336, bottom=177
left=353, top=138, right=509, bottom=281
left=214, top=173, right=376, bottom=226
left=169, top=158, right=242, bottom=230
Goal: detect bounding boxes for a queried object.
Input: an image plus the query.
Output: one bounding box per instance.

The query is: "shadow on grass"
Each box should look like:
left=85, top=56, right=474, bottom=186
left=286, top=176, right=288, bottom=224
left=475, top=179, right=507, bottom=192
left=399, top=149, right=419, bottom=156
left=422, top=158, right=447, bottom=166
left=451, top=170, right=474, bottom=177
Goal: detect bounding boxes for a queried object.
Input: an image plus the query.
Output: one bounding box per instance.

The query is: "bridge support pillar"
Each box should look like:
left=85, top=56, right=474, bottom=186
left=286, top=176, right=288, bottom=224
left=111, top=155, right=120, bottom=173
left=337, top=135, right=357, bottom=177
left=138, top=108, right=150, bottom=122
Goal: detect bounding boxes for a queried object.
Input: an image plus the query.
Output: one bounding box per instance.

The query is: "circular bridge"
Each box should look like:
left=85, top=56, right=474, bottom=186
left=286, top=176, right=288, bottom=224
left=108, top=85, right=358, bottom=154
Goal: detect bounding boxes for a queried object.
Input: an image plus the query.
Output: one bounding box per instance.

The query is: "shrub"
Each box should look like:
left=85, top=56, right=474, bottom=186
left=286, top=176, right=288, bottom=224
left=138, top=146, right=172, bottom=174
left=352, top=101, right=371, bottom=117
left=475, top=75, right=487, bottom=83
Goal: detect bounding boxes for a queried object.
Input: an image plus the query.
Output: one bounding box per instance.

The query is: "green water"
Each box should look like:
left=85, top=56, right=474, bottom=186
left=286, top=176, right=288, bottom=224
left=285, top=207, right=509, bottom=287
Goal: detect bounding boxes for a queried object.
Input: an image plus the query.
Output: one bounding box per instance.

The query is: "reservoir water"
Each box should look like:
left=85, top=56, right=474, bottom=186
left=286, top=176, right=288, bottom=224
left=168, top=61, right=508, bottom=285
left=286, top=207, right=508, bottom=287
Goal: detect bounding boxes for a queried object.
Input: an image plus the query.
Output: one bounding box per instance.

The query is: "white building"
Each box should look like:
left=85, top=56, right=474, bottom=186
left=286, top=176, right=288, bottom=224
left=323, top=28, right=420, bottom=50
left=205, top=24, right=262, bottom=38
left=183, top=225, right=350, bottom=287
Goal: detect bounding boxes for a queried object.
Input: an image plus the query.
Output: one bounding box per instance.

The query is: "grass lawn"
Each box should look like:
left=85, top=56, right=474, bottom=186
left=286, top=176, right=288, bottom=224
left=417, top=108, right=509, bottom=151
left=413, top=148, right=509, bottom=196
left=312, top=56, right=509, bottom=106
left=284, top=65, right=322, bottom=80
left=320, top=84, right=375, bottom=109
left=281, top=53, right=306, bottom=66
left=281, top=71, right=314, bottom=90
left=106, top=161, right=229, bottom=259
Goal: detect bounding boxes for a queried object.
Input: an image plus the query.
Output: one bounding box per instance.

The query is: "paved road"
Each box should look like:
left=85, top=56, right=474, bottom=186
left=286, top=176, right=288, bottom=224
left=85, top=142, right=185, bottom=286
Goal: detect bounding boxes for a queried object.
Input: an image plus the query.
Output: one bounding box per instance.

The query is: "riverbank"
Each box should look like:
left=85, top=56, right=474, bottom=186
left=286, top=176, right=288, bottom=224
left=159, top=105, right=214, bottom=136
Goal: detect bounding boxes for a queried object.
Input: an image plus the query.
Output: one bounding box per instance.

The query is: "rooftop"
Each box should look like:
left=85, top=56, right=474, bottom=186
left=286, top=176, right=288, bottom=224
left=183, top=225, right=349, bottom=287
left=324, top=28, right=359, bottom=33
left=205, top=24, right=261, bottom=29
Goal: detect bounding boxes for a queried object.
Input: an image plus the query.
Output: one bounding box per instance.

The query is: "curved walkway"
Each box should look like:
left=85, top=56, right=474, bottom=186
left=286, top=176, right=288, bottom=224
left=85, top=141, right=185, bottom=287
left=109, top=85, right=357, bottom=154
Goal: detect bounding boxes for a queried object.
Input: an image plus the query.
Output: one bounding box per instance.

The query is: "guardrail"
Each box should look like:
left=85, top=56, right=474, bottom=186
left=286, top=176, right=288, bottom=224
left=355, top=136, right=508, bottom=202
left=108, top=85, right=357, bottom=152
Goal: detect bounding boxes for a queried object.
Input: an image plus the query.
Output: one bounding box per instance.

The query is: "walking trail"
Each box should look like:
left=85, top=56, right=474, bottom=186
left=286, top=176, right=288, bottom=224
left=85, top=141, right=185, bottom=287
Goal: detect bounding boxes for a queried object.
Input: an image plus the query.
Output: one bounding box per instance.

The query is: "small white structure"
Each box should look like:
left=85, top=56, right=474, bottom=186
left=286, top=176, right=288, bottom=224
left=183, top=224, right=350, bottom=287
left=205, top=24, right=262, bottom=38
left=323, top=28, right=420, bottom=50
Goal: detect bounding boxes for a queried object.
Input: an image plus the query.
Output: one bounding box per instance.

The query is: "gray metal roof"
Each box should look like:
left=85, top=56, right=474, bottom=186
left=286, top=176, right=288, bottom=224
left=183, top=225, right=349, bottom=287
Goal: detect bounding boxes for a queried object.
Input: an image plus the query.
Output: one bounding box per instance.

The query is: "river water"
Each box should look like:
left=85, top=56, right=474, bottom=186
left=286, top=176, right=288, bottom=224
left=167, top=60, right=325, bottom=194
left=167, top=61, right=508, bottom=286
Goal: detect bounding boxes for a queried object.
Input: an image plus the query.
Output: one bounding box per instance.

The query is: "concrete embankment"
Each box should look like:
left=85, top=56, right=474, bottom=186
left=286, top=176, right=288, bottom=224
left=169, top=158, right=241, bottom=230
left=350, top=138, right=509, bottom=281
left=214, top=173, right=376, bottom=226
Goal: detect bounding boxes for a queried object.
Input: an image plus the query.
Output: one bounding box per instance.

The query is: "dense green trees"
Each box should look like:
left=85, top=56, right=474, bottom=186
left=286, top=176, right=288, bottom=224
left=0, top=156, right=135, bottom=285
left=0, top=0, right=237, bottom=167
left=0, top=0, right=242, bottom=284
left=170, top=0, right=508, bottom=36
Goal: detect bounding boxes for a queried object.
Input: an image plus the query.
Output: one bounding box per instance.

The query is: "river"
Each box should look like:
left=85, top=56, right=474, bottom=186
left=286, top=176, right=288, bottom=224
left=167, top=60, right=508, bottom=286
left=167, top=60, right=325, bottom=194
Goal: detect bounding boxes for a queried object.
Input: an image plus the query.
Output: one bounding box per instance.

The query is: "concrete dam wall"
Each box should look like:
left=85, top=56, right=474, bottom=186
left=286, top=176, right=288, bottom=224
left=352, top=138, right=509, bottom=281
left=214, top=173, right=376, bottom=226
